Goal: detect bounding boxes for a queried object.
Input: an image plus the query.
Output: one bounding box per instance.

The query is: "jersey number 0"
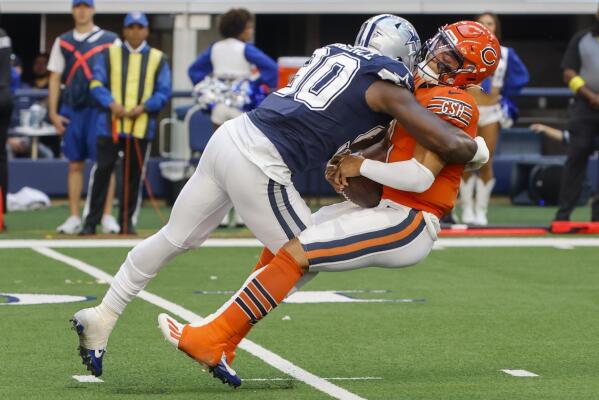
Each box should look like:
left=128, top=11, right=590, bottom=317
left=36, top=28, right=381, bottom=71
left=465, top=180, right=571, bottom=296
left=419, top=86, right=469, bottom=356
left=275, top=48, right=361, bottom=110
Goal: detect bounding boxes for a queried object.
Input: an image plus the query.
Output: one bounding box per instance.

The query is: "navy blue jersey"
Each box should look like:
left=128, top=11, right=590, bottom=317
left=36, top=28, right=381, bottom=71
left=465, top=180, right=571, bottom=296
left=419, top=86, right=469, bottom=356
left=247, top=43, right=413, bottom=174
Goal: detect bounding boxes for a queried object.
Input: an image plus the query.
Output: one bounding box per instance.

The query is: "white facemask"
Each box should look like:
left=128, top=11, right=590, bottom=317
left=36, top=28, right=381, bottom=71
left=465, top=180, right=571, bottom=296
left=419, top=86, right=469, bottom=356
left=417, top=60, right=439, bottom=85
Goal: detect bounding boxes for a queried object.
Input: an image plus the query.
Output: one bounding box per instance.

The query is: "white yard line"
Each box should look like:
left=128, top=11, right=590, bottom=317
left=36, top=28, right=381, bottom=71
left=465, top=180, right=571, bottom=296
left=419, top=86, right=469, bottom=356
left=244, top=377, right=383, bottom=382
left=72, top=375, right=104, bottom=383
left=501, top=369, right=539, bottom=377
left=1, top=237, right=598, bottom=249
left=32, top=247, right=366, bottom=400
left=0, top=238, right=259, bottom=248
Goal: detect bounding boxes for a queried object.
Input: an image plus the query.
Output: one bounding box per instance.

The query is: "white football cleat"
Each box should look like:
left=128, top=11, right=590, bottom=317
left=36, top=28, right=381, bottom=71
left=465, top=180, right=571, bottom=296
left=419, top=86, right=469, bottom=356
left=70, top=307, right=117, bottom=377
left=101, top=214, right=120, bottom=234
left=57, top=215, right=82, bottom=234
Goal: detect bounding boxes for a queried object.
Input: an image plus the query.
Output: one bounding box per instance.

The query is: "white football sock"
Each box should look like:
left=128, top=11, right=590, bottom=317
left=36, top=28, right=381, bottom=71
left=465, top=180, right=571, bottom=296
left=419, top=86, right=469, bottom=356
left=101, top=228, right=186, bottom=315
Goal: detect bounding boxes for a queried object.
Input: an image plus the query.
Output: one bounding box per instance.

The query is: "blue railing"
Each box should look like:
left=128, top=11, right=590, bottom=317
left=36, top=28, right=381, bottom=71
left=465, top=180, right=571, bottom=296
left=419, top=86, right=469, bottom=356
left=14, top=87, right=576, bottom=100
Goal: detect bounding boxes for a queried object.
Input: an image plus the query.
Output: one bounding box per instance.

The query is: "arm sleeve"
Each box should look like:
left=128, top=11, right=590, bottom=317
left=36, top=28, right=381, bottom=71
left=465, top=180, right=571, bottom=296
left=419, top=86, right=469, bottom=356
left=360, top=158, right=435, bottom=193
left=244, top=43, right=278, bottom=89
left=144, top=57, right=172, bottom=113
left=188, top=45, right=213, bottom=85
left=47, top=38, right=65, bottom=74
left=89, top=52, right=114, bottom=109
left=561, top=31, right=585, bottom=71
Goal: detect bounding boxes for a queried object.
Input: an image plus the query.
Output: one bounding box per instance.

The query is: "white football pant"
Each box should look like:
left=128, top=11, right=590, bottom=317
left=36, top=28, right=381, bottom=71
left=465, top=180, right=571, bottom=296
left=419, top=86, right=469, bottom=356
left=102, top=117, right=312, bottom=315
left=300, top=200, right=440, bottom=272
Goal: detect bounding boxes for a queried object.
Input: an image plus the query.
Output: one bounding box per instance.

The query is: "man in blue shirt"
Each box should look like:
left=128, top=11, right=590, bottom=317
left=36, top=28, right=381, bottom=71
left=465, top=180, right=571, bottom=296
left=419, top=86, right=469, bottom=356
left=80, top=12, right=171, bottom=235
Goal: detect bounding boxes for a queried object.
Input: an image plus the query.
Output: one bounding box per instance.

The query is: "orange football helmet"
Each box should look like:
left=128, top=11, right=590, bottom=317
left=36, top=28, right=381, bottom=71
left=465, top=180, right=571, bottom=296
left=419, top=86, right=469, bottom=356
left=418, top=20, right=500, bottom=86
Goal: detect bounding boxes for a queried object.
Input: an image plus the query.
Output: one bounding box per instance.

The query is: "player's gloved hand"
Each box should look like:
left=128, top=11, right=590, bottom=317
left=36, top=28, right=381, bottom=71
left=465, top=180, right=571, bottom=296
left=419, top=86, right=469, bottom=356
left=465, top=136, right=489, bottom=171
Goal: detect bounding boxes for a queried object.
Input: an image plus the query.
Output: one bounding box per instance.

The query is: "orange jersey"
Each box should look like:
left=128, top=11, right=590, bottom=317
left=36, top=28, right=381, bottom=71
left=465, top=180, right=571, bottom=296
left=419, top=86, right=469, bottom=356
left=381, top=85, right=479, bottom=218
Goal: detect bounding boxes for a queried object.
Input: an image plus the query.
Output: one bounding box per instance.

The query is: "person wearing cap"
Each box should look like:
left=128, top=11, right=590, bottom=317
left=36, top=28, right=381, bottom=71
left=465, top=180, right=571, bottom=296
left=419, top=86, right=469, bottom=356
left=79, top=11, right=171, bottom=235
left=48, top=0, right=120, bottom=235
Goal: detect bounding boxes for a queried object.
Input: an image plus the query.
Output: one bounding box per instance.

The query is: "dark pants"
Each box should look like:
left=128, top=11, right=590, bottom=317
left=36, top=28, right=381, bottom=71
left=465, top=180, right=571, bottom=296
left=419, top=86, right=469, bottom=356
left=0, top=93, right=13, bottom=213
left=84, top=135, right=149, bottom=232
left=555, top=117, right=599, bottom=221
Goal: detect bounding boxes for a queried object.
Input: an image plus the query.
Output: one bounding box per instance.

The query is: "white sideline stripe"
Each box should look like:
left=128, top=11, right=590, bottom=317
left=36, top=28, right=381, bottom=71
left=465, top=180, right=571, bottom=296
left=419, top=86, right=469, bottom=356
left=33, top=247, right=366, bottom=400
left=72, top=375, right=104, bottom=383
left=2, top=237, right=599, bottom=249
left=501, top=369, right=539, bottom=377
left=245, top=377, right=383, bottom=382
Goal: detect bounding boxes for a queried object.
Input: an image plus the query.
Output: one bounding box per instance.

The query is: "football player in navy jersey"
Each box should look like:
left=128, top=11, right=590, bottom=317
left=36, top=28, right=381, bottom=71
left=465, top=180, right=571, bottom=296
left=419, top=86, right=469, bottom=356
left=71, top=15, right=490, bottom=386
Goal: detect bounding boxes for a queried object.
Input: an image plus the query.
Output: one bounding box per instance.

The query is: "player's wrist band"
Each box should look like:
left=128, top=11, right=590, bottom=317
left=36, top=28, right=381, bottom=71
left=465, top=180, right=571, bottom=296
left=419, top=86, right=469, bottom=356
left=568, top=76, right=585, bottom=94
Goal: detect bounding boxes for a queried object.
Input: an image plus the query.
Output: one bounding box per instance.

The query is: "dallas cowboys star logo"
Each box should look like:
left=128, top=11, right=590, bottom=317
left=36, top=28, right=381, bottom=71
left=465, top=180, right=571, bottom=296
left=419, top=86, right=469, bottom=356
left=405, top=28, right=420, bottom=48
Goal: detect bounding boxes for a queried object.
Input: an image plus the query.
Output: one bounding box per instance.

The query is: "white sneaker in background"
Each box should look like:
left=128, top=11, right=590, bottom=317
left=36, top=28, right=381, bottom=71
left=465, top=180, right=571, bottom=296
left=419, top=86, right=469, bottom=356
left=219, top=212, right=230, bottom=228
left=233, top=209, right=245, bottom=227
left=101, top=214, right=120, bottom=234
left=56, top=215, right=82, bottom=234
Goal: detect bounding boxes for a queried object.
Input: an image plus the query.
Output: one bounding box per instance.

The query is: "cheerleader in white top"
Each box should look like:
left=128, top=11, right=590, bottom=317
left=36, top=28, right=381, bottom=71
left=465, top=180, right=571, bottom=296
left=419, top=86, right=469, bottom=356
left=460, top=12, right=529, bottom=225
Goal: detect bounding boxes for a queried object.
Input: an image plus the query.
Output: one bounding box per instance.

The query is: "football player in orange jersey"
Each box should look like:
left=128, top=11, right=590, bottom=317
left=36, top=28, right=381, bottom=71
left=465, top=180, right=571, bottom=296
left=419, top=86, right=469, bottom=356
left=158, top=21, right=500, bottom=380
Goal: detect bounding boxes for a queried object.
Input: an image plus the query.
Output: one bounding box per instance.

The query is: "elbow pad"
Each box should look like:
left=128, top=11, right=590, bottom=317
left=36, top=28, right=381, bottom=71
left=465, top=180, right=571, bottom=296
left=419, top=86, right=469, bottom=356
left=360, top=158, right=435, bottom=193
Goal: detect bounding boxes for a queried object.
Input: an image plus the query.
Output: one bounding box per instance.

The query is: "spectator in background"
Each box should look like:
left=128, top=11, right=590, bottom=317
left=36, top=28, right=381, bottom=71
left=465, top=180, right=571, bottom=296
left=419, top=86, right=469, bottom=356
left=47, top=0, right=120, bottom=234
left=27, top=52, right=60, bottom=157
left=28, top=53, right=50, bottom=89
left=188, top=8, right=278, bottom=228
left=10, top=54, right=25, bottom=92
left=459, top=12, right=529, bottom=226
left=530, top=123, right=569, bottom=144
left=0, top=28, right=13, bottom=230
left=80, top=12, right=172, bottom=235
left=555, top=7, right=599, bottom=222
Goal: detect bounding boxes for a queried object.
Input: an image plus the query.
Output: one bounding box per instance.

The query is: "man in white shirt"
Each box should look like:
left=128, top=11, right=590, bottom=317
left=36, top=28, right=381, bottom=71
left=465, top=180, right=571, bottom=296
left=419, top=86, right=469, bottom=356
left=48, top=0, right=120, bottom=234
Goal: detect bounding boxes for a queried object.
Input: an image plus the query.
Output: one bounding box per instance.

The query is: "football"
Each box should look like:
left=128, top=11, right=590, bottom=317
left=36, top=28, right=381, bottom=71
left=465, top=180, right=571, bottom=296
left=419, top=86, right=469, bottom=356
left=341, top=138, right=388, bottom=208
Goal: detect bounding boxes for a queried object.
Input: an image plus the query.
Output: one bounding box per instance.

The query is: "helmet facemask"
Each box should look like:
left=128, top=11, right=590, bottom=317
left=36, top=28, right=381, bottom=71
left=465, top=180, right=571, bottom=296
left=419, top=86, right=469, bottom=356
left=418, top=28, right=474, bottom=86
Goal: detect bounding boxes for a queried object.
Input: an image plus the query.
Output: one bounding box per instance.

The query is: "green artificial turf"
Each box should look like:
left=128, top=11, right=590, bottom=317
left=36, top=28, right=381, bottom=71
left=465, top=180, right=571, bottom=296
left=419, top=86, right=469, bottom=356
left=1, top=245, right=598, bottom=399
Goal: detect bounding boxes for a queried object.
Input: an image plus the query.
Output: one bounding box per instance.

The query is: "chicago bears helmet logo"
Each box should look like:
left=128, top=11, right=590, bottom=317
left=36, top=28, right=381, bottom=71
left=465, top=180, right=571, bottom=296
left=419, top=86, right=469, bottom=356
left=481, top=47, right=497, bottom=66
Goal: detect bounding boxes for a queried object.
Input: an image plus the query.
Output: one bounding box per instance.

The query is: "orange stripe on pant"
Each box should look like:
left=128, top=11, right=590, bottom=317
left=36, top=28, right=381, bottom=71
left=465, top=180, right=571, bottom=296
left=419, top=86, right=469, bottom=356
left=305, top=211, right=424, bottom=260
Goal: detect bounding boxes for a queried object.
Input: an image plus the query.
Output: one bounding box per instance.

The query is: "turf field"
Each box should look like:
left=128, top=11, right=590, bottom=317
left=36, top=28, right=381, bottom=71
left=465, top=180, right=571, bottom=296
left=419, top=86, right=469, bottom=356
left=1, top=236, right=598, bottom=399
left=0, top=198, right=595, bottom=239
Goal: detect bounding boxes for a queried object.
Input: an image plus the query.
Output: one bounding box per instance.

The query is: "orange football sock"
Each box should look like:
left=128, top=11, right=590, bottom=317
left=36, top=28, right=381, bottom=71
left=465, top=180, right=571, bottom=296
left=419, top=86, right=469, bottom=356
left=222, top=248, right=303, bottom=334
left=181, top=248, right=304, bottom=365
left=252, top=247, right=275, bottom=272
left=224, top=247, right=276, bottom=364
